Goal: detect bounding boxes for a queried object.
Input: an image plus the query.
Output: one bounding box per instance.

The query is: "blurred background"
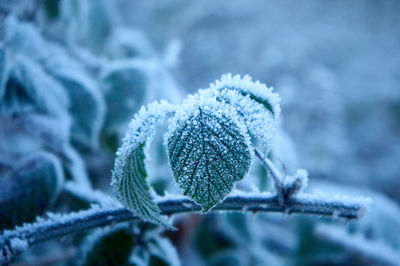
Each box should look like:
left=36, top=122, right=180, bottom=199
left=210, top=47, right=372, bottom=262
left=1, top=0, right=400, bottom=265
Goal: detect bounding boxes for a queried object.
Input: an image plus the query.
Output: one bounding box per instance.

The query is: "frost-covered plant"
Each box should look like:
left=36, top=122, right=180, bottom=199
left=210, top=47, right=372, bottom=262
left=111, top=74, right=281, bottom=227
left=0, top=1, right=384, bottom=265
left=110, top=73, right=370, bottom=230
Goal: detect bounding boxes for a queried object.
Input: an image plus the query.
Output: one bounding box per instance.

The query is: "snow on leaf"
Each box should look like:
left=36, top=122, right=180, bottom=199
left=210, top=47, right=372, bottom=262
left=210, top=73, right=280, bottom=117
left=208, top=73, right=280, bottom=153
left=111, top=101, right=175, bottom=228
left=166, top=98, right=253, bottom=212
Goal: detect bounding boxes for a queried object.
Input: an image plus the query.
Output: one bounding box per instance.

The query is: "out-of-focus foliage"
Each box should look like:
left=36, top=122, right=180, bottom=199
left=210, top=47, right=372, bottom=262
left=1, top=0, right=400, bottom=265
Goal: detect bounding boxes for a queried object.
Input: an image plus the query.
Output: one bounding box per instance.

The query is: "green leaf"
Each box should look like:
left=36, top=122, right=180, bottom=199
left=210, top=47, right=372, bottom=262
left=167, top=100, right=252, bottom=212
left=101, top=61, right=148, bottom=134
left=0, top=151, right=63, bottom=230
left=111, top=101, right=175, bottom=229
left=0, top=55, right=70, bottom=118
left=58, top=74, right=105, bottom=149
left=80, top=226, right=134, bottom=266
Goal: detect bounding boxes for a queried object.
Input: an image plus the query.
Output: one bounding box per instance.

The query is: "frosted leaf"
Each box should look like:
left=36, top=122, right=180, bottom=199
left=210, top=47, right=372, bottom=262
left=57, top=72, right=105, bottom=148
left=100, top=60, right=148, bottom=134
left=60, top=0, right=119, bottom=53
left=112, top=101, right=175, bottom=228
left=166, top=98, right=252, bottom=212
left=0, top=55, right=70, bottom=118
left=146, top=235, right=181, bottom=266
left=208, top=73, right=280, bottom=153
left=210, top=73, right=280, bottom=117
left=0, top=151, right=64, bottom=230
left=5, top=16, right=105, bottom=148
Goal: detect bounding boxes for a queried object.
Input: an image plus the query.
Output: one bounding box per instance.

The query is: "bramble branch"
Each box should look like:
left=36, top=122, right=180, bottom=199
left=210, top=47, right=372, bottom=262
left=1, top=192, right=370, bottom=263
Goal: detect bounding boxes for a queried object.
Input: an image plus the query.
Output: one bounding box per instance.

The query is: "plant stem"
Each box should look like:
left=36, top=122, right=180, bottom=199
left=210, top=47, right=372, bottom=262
left=1, top=193, right=370, bottom=262
left=253, top=147, right=286, bottom=205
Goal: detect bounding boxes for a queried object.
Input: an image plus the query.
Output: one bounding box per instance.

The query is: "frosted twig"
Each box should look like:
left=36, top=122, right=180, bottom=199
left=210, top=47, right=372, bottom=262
left=254, top=147, right=285, bottom=205
left=0, top=193, right=370, bottom=263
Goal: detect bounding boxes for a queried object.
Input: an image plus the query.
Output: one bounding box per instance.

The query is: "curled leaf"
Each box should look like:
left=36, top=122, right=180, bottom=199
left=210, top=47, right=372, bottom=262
left=209, top=73, right=280, bottom=153
left=111, top=101, right=175, bottom=228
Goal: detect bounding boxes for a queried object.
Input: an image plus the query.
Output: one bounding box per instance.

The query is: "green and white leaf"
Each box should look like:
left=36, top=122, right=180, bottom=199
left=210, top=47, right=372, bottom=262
left=208, top=73, right=280, bottom=153
left=166, top=98, right=253, bottom=212
left=5, top=16, right=105, bottom=149
left=111, top=100, right=175, bottom=228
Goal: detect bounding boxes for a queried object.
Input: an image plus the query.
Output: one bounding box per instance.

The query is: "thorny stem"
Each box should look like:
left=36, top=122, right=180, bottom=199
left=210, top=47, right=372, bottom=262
left=1, top=193, right=369, bottom=263
left=254, top=147, right=286, bottom=205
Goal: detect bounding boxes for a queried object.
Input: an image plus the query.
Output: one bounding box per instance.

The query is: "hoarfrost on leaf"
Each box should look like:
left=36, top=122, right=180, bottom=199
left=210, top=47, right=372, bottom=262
left=111, top=101, right=176, bottom=228
left=166, top=97, right=253, bottom=212
left=207, top=73, right=280, bottom=153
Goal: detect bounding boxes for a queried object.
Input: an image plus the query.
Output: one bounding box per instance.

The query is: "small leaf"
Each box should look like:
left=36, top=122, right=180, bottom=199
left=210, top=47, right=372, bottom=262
left=209, top=74, right=280, bottom=153
left=167, top=99, right=252, bottom=212
left=112, top=101, right=175, bottom=228
left=0, top=151, right=63, bottom=230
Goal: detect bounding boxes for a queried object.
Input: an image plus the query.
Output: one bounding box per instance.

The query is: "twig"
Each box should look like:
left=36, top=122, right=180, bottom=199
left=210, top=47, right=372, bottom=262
left=254, top=147, right=286, bottom=205
left=1, top=193, right=371, bottom=262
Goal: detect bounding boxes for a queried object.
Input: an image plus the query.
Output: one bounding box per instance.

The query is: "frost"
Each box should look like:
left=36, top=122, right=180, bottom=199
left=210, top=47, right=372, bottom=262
left=203, top=74, right=281, bottom=153
left=5, top=15, right=105, bottom=148
left=146, top=236, right=181, bottom=266
left=166, top=97, right=253, bottom=212
left=0, top=151, right=64, bottom=230
left=210, top=73, right=281, bottom=118
left=63, top=145, right=92, bottom=188
left=64, top=181, right=121, bottom=208
left=0, top=55, right=70, bottom=118
left=281, top=169, right=309, bottom=199
left=111, top=100, right=176, bottom=228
